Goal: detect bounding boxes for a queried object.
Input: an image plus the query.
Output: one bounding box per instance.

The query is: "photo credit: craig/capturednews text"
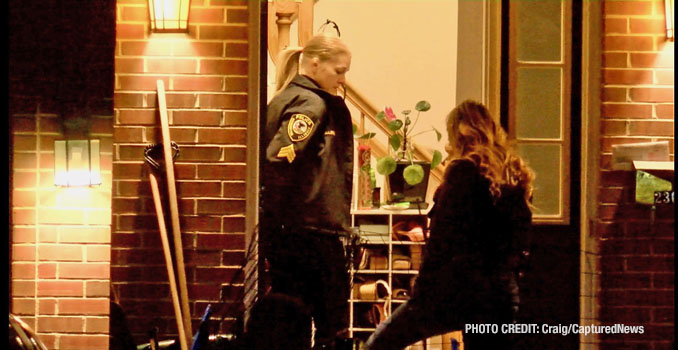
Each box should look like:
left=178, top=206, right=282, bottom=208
left=465, top=323, right=645, bottom=336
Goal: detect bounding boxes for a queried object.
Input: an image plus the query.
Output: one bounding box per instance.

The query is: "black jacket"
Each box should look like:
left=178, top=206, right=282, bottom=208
left=260, top=75, right=354, bottom=235
left=413, top=159, right=532, bottom=310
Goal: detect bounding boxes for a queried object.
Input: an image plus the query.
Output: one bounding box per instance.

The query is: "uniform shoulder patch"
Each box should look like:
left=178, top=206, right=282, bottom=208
left=287, top=114, right=314, bottom=142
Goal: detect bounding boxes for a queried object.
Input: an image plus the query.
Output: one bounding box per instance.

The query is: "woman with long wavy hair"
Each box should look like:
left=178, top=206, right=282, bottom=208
left=365, top=100, right=535, bottom=349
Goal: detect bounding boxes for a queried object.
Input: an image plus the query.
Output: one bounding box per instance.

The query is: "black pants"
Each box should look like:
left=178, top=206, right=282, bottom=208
left=262, top=229, right=350, bottom=349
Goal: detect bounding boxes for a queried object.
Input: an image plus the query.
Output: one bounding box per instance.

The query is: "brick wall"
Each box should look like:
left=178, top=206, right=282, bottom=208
left=10, top=2, right=116, bottom=349
left=112, top=0, right=250, bottom=343
left=598, top=0, right=674, bottom=349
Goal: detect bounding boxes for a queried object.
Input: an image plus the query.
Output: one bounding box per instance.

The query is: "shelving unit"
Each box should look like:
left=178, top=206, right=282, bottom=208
left=348, top=208, right=464, bottom=350
left=349, top=208, right=428, bottom=347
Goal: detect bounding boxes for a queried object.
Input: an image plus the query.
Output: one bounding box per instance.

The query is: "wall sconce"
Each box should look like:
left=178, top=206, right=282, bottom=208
left=666, top=0, right=674, bottom=40
left=148, top=0, right=191, bottom=32
left=54, top=140, right=102, bottom=187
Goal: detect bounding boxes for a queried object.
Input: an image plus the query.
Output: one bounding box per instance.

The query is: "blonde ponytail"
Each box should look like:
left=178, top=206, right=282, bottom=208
left=274, top=47, right=303, bottom=95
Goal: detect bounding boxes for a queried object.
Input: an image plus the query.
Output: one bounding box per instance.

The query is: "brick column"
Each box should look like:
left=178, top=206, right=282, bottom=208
left=113, top=0, right=250, bottom=343
left=598, top=1, right=674, bottom=348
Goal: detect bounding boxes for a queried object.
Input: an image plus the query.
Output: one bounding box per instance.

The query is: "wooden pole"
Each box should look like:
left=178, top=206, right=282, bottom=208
left=156, top=80, right=193, bottom=341
left=148, top=172, right=189, bottom=350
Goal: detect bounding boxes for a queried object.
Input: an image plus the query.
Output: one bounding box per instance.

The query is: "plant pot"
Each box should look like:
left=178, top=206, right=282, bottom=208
left=386, top=161, right=430, bottom=205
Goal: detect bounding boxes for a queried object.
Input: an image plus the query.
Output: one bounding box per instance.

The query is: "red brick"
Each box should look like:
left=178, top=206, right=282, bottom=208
left=173, top=111, right=221, bottom=126
left=601, top=136, right=654, bottom=153
left=199, top=25, right=247, bottom=40
left=173, top=76, right=223, bottom=91
left=59, top=227, right=110, bottom=244
left=172, top=41, right=224, bottom=57
left=225, top=43, right=248, bottom=58
left=113, top=127, right=144, bottom=143
left=227, top=8, right=248, bottom=23
left=181, top=216, right=222, bottom=232
left=37, top=281, right=83, bottom=297
left=118, top=110, right=156, bottom=125
left=225, top=76, right=248, bottom=92
left=12, top=263, right=36, bottom=279
left=604, top=18, right=628, bottom=34
left=12, top=298, right=36, bottom=315
left=38, top=299, right=58, bottom=314
left=630, top=18, right=667, bottom=34
left=197, top=164, right=246, bottom=180
left=222, top=182, right=246, bottom=198
left=13, top=171, right=37, bottom=188
left=175, top=163, right=197, bottom=179
left=655, top=70, right=674, bottom=85
left=655, top=104, right=674, bottom=119
left=147, top=58, right=197, bottom=74
left=627, top=256, right=673, bottom=272
left=118, top=76, right=170, bottom=91
left=115, top=58, right=145, bottom=73
left=86, top=246, right=111, bottom=262
left=222, top=216, right=245, bottom=233
left=630, top=52, right=674, bottom=68
left=221, top=250, right=245, bottom=265
left=164, top=93, right=198, bottom=108
left=12, top=281, right=36, bottom=297
left=223, top=147, right=246, bottom=162
left=601, top=119, right=628, bottom=135
left=200, top=59, right=248, bottom=75
left=60, top=263, right=110, bottom=279
left=630, top=87, right=674, bottom=103
left=189, top=7, right=225, bottom=23
left=13, top=244, right=37, bottom=261
left=60, top=298, right=109, bottom=315
left=600, top=306, right=651, bottom=323
left=38, top=263, right=57, bottom=279
left=602, top=103, right=653, bottom=119
left=38, top=209, right=85, bottom=225
left=114, top=93, right=144, bottom=108
left=167, top=127, right=198, bottom=143
left=604, top=35, right=655, bottom=51
left=12, top=116, right=36, bottom=132
left=39, top=227, right=58, bottom=243
left=197, top=199, right=245, bottom=215
left=602, top=87, right=627, bottom=102
left=211, top=0, right=248, bottom=5
left=223, top=111, right=248, bottom=126
left=86, top=281, right=110, bottom=297
left=85, top=317, right=109, bottom=333
left=59, top=334, right=109, bottom=350
left=116, top=23, right=146, bottom=39
left=195, top=266, right=239, bottom=282
left=38, top=245, right=83, bottom=261
left=37, top=334, right=56, bottom=349
left=118, top=145, right=146, bottom=161
left=117, top=214, right=159, bottom=231
left=13, top=135, right=37, bottom=151
left=121, top=40, right=172, bottom=56
left=604, top=1, right=653, bottom=15
left=39, top=117, right=60, bottom=133
left=653, top=307, right=674, bottom=323
left=604, top=69, right=654, bottom=85
left=12, top=208, right=36, bottom=225
left=120, top=5, right=147, bottom=21
left=13, top=152, right=37, bottom=169
left=13, top=190, right=36, bottom=206
left=12, top=227, right=36, bottom=244
left=197, top=128, right=246, bottom=144
left=39, top=316, right=84, bottom=333
left=116, top=180, right=147, bottom=196
left=177, top=146, right=223, bottom=161
left=628, top=120, right=674, bottom=136
left=177, top=181, right=221, bottom=197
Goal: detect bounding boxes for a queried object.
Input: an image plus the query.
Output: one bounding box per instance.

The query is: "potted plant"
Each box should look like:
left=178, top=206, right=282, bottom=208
left=373, top=101, right=443, bottom=204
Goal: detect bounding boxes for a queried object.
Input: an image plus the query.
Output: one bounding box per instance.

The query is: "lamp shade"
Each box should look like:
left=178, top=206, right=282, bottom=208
left=54, top=140, right=102, bottom=187
left=148, top=0, right=191, bottom=32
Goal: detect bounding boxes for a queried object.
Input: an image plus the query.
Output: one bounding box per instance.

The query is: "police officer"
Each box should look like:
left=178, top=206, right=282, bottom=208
left=259, top=34, right=353, bottom=350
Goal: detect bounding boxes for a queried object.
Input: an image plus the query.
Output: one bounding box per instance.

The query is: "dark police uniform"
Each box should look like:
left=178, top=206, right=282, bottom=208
left=260, top=74, right=354, bottom=349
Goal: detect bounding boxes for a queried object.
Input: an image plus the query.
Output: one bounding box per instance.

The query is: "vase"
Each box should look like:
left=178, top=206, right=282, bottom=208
left=386, top=161, right=430, bottom=207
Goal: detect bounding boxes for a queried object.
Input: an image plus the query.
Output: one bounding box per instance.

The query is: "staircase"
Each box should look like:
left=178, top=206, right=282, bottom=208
left=267, top=0, right=444, bottom=187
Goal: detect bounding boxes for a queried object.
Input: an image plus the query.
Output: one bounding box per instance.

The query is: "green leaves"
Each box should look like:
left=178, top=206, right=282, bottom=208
left=415, top=100, right=431, bottom=112
left=388, top=119, right=403, bottom=131
left=431, top=150, right=442, bottom=169
left=403, top=164, right=425, bottom=185
left=376, top=111, right=386, bottom=121
left=389, top=134, right=402, bottom=152
left=376, top=156, right=397, bottom=176
left=358, top=132, right=376, bottom=140
left=433, top=127, right=442, bottom=141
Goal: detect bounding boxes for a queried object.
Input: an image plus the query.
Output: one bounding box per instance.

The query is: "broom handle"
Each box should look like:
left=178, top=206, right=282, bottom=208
left=157, top=80, right=193, bottom=340
left=149, top=172, right=189, bottom=350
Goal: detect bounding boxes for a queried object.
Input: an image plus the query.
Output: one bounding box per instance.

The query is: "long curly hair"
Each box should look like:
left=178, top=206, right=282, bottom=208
left=446, top=100, right=535, bottom=204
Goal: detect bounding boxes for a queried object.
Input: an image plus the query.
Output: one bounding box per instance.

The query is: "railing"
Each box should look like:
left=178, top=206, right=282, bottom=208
left=268, top=0, right=443, bottom=184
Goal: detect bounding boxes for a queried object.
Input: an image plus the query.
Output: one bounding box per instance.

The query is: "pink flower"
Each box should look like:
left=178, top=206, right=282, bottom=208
left=384, top=106, right=397, bottom=121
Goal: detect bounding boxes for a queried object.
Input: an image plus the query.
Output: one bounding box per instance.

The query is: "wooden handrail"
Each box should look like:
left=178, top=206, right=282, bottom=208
left=267, top=0, right=444, bottom=185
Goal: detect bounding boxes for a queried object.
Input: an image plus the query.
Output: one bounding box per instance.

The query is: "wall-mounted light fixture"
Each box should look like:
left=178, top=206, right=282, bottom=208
left=148, top=0, right=191, bottom=32
left=666, top=0, right=674, bottom=40
left=54, top=140, right=102, bottom=187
